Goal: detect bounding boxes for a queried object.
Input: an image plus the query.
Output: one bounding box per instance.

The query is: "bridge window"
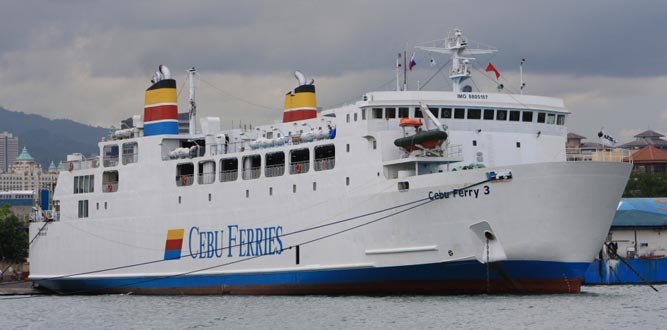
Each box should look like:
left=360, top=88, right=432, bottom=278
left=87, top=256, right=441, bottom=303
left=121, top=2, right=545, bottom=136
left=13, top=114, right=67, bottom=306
left=547, top=113, right=556, bottom=124
left=176, top=163, right=194, bottom=186
left=265, top=151, right=285, bottom=177
left=220, top=158, right=238, bottom=182
left=415, top=107, right=423, bottom=118
left=441, top=108, right=452, bottom=119
left=103, top=171, right=119, bottom=193
left=557, top=115, right=565, bottom=126
left=522, top=111, right=533, bottom=122
left=361, top=109, right=366, bottom=120
left=509, top=111, right=520, bottom=121
left=429, top=107, right=438, bottom=118
left=385, top=107, right=396, bottom=119
left=314, top=144, right=335, bottom=171
left=454, top=108, right=465, bottom=119
left=537, top=112, right=546, bottom=123
left=242, top=155, right=261, bottom=180
left=483, top=109, right=494, bottom=120
left=290, top=148, right=310, bottom=174
left=372, top=108, right=383, bottom=119
left=198, top=160, right=216, bottom=184
left=398, top=107, right=409, bottom=118
left=467, top=109, right=481, bottom=120
left=103, top=144, right=119, bottom=167
left=496, top=110, right=507, bottom=121
left=122, top=142, right=138, bottom=165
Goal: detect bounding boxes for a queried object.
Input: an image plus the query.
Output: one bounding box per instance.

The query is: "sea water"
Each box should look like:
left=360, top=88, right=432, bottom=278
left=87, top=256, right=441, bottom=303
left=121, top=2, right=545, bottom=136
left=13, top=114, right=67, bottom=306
left=2, top=285, right=666, bottom=329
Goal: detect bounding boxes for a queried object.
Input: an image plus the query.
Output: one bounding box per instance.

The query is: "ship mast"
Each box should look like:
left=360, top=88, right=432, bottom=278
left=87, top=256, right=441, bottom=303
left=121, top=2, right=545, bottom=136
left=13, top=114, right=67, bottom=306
left=415, top=29, right=497, bottom=92
left=188, top=67, right=197, bottom=134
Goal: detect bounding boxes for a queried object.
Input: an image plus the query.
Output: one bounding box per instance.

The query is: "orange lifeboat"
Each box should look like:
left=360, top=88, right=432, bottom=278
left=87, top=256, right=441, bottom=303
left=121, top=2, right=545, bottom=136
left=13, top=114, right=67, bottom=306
left=399, top=118, right=423, bottom=127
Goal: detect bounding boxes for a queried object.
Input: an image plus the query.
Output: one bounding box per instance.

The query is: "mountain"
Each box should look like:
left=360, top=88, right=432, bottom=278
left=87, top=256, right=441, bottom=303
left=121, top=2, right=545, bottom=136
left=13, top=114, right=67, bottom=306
left=0, top=107, right=110, bottom=168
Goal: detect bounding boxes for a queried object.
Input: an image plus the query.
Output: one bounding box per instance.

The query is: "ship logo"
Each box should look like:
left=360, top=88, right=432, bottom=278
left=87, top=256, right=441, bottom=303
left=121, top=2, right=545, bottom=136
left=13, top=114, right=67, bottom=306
left=164, top=229, right=185, bottom=260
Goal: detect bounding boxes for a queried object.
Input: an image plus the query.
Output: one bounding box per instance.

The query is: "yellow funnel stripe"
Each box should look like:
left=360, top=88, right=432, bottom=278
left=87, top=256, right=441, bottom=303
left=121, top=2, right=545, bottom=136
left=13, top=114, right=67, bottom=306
left=284, top=92, right=316, bottom=110
left=166, top=229, right=185, bottom=240
left=145, top=88, right=177, bottom=106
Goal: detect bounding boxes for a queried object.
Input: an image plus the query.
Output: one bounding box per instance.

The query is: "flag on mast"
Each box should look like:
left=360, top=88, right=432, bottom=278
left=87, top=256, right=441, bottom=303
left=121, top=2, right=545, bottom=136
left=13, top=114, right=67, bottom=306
left=597, top=129, right=617, bottom=147
left=409, top=53, right=416, bottom=71
left=485, top=63, right=501, bottom=79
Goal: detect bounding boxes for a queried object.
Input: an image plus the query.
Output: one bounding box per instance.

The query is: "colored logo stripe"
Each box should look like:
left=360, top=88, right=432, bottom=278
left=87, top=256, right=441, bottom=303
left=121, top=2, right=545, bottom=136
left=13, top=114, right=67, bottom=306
left=145, top=121, right=179, bottom=136
left=144, top=105, right=178, bottom=122
left=145, top=88, right=178, bottom=106
left=164, top=229, right=185, bottom=260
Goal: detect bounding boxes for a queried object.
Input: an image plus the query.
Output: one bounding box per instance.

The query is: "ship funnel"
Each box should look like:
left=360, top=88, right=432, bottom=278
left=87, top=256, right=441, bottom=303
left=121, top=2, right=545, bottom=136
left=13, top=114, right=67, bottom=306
left=283, top=71, right=317, bottom=123
left=144, top=65, right=179, bottom=136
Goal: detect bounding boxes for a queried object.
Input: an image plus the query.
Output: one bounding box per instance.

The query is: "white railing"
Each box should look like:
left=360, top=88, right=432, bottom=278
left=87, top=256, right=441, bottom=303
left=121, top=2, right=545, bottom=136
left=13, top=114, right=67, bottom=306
left=220, top=170, right=238, bottom=182
left=176, top=174, right=195, bottom=186
left=265, top=164, right=285, bottom=177
left=314, top=157, right=335, bottom=171
left=289, top=161, right=310, bottom=174
left=198, top=172, right=216, bottom=184
left=565, top=148, right=632, bottom=163
left=242, top=167, right=261, bottom=180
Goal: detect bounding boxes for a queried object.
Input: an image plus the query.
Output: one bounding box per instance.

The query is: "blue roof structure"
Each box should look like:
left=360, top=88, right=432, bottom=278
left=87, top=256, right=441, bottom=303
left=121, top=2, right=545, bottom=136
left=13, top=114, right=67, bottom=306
left=613, top=198, right=667, bottom=228
left=16, top=146, right=34, bottom=160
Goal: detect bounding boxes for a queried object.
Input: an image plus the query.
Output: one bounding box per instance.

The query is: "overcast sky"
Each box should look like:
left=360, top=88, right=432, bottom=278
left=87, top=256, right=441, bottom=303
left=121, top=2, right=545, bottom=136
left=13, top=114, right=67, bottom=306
left=0, top=0, right=665, bottom=142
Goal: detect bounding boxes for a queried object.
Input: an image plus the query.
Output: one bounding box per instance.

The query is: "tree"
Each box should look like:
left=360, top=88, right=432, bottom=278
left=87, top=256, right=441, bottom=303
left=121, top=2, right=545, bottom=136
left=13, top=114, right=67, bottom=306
left=623, top=172, right=667, bottom=197
left=0, top=205, right=29, bottom=263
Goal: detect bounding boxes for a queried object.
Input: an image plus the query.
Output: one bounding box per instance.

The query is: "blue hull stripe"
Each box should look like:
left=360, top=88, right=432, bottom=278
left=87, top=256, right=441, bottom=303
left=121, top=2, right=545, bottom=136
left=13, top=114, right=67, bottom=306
left=584, top=258, right=667, bottom=284
left=36, top=260, right=589, bottom=293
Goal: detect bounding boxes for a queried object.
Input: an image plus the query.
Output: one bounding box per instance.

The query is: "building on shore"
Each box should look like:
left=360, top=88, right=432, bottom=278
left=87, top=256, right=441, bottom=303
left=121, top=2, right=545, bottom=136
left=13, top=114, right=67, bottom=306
left=617, top=130, right=667, bottom=150
left=0, top=132, right=19, bottom=173
left=0, top=147, right=59, bottom=194
left=0, top=190, right=35, bottom=222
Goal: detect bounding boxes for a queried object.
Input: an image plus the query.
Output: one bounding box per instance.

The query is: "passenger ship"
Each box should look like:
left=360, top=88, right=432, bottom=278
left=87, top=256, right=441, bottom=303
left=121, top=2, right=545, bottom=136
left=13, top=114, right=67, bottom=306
left=29, top=30, right=631, bottom=294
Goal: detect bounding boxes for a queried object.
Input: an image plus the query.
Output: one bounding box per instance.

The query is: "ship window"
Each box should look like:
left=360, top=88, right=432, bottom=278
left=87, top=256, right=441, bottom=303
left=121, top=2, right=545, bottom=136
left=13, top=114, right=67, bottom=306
left=415, top=107, right=423, bottom=118
left=467, top=109, right=481, bottom=120
left=346, top=114, right=350, bottom=123
left=96, top=202, right=99, bottom=210
left=246, top=190, right=249, bottom=198
left=265, top=151, right=285, bottom=177
left=242, top=155, right=261, bottom=180
left=220, top=158, right=238, bottom=182
left=429, top=107, right=438, bottom=118
left=398, top=182, right=409, bottom=191
left=509, top=111, right=520, bottom=121
left=290, top=148, right=310, bottom=174
left=314, top=144, right=335, bottom=171
left=454, top=108, right=465, bottom=119
left=122, top=142, right=138, bottom=165
left=103, top=171, right=119, bottom=192
left=473, top=140, right=477, bottom=146
left=516, top=142, right=521, bottom=148
left=269, top=187, right=273, bottom=196
left=361, top=109, right=366, bottom=120
left=372, top=108, right=383, bottom=119
left=73, top=175, right=94, bottom=194
left=547, top=113, right=556, bottom=124
left=497, top=110, right=507, bottom=121
left=179, top=196, right=182, bottom=204
left=557, top=115, right=565, bottom=126
left=441, top=108, right=452, bottom=119
left=198, top=160, right=216, bottom=184
left=103, top=144, right=119, bottom=167
left=537, top=112, right=546, bottom=123
left=176, top=163, right=194, bottom=186
left=346, top=177, right=350, bottom=186
left=208, top=193, right=212, bottom=201
left=483, top=109, right=494, bottom=120
left=398, top=107, right=409, bottom=118
left=522, top=111, right=533, bottom=122
left=293, top=184, right=297, bottom=193
left=385, top=108, right=396, bottom=119
left=354, top=113, right=358, bottom=121
left=313, top=182, right=317, bottom=191
left=78, top=200, right=89, bottom=218
left=346, top=144, right=350, bottom=152
left=104, top=202, right=107, bottom=210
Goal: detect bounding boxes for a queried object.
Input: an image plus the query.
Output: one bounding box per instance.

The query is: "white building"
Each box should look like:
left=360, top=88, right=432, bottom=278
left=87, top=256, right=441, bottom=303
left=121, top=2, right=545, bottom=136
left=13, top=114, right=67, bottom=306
left=0, top=131, right=19, bottom=173
left=0, top=147, right=59, bottom=193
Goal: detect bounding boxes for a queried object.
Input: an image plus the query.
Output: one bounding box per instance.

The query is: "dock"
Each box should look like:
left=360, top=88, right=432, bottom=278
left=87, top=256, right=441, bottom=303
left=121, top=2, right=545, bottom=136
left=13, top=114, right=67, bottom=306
left=0, top=281, right=48, bottom=296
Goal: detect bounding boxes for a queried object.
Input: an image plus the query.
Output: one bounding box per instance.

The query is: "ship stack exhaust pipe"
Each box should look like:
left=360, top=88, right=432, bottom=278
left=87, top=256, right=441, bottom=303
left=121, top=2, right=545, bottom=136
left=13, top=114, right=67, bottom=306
left=283, top=71, right=317, bottom=123
left=144, top=65, right=179, bottom=136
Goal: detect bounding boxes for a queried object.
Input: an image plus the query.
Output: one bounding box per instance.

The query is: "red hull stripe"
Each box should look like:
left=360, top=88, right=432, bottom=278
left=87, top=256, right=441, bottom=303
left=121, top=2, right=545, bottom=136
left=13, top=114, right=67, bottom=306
left=144, top=105, right=178, bottom=122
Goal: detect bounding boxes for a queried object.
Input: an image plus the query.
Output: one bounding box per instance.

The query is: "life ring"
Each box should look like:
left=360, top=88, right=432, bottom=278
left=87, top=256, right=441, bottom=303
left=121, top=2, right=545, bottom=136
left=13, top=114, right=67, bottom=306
left=69, top=162, right=74, bottom=171
left=181, top=175, right=188, bottom=185
left=295, top=163, right=302, bottom=173
left=107, top=184, right=113, bottom=192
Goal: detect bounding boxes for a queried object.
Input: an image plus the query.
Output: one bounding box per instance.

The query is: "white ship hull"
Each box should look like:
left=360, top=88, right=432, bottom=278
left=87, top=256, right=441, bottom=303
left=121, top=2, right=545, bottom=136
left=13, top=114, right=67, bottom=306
left=30, top=161, right=630, bottom=294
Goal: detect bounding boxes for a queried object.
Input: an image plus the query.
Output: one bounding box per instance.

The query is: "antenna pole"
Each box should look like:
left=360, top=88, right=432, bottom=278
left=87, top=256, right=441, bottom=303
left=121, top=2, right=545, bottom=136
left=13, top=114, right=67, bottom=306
left=403, top=49, right=407, bottom=91
left=396, top=53, right=401, bottom=91
left=188, top=67, right=197, bottom=134
left=520, top=58, right=525, bottom=94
